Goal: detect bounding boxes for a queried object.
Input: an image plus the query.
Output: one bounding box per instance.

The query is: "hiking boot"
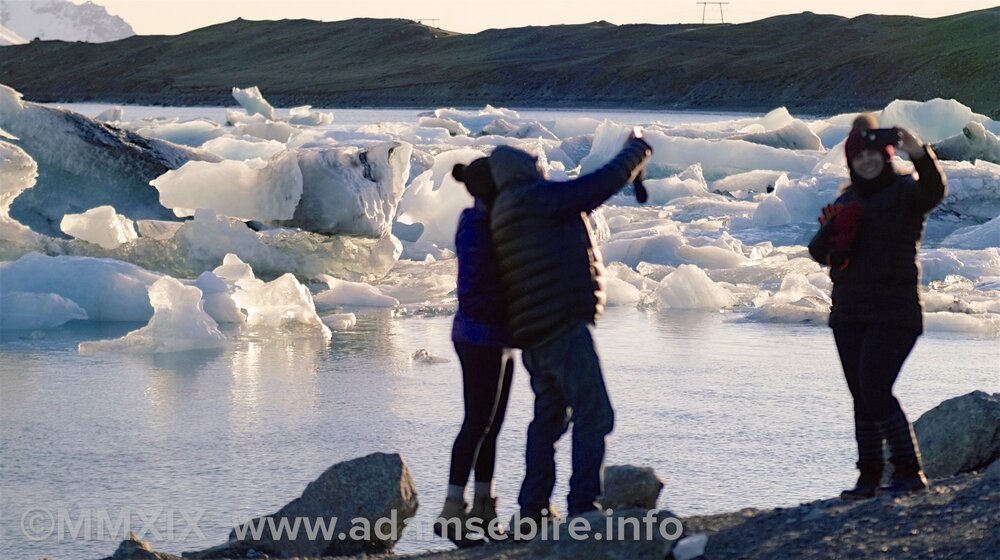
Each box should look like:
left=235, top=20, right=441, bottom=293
left=434, top=499, right=484, bottom=548
left=882, top=458, right=929, bottom=494
left=840, top=460, right=883, bottom=501
left=508, top=505, right=561, bottom=543
left=468, top=495, right=505, bottom=540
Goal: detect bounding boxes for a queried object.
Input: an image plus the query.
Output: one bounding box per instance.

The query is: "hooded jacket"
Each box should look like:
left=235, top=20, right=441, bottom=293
left=452, top=199, right=513, bottom=347
left=808, top=147, right=947, bottom=332
left=488, top=141, right=649, bottom=349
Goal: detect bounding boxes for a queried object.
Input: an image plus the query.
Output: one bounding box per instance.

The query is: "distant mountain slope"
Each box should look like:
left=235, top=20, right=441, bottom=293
left=0, top=0, right=133, bottom=43
left=0, top=9, right=996, bottom=115
left=0, top=22, right=25, bottom=45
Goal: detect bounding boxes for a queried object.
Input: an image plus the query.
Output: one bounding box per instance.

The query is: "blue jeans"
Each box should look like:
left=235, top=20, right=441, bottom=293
left=517, top=321, right=615, bottom=516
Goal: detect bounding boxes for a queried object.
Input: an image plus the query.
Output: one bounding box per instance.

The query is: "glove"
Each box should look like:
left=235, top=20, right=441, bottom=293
left=820, top=201, right=863, bottom=270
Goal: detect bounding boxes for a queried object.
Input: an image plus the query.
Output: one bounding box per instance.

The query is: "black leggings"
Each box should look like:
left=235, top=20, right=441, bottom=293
left=448, top=342, right=514, bottom=487
left=833, top=323, right=919, bottom=423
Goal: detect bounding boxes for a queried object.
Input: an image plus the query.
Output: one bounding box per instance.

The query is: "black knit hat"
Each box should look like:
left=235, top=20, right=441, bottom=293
left=452, top=157, right=497, bottom=203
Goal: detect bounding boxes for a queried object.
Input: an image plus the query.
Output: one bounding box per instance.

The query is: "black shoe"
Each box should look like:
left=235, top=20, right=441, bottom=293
left=882, top=459, right=928, bottom=494
left=840, top=461, right=883, bottom=501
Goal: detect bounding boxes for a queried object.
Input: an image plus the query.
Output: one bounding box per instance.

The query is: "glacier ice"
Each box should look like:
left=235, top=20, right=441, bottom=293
left=151, top=150, right=303, bottom=221
left=656, top=264, right=737, bottom=309
left=282, top=141, right=412, bottom=237
left=1, top=252, right=158, bottom=321
left=0, top=84, right=220, bottom=236
left=232, top=86, right=276, bottom=121
left=931, top=122, right=1000, bottom=164
left=201, top=136, right=287, bottom=161
left=396, top=148, right=483, bottom=247
left=79, top=276, right=226, bottom=353
left=288, top=105, right=334, bottom=126
left=136, top=119, right=225, bottom=148
left=314, top=274, right=400, bottom=309
left=940, top=216, right=1000, bottom=250
left=0, top=291, right=87, bottom=330
left=59, top=205, right=138, bottom=250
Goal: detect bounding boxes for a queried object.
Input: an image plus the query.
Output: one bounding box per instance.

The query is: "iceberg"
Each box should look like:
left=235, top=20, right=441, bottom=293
left=0, top=291, right=87, bottom=331
left=877, top=98, right=999, bottom=144
left=0, top=84, right=220, bottom=236
left=135, top=119, right=226, bottom=148
left=395, top=148, right=483, bottom=247
left=940, top=216, right=1000, bottom=250
left=655, top=264, right=737, bottom=309
left=287, top=105, right=334, bottom=126
left=931, top=122, right=1000, bottom=164
left=232, top=86, right=276, bottom=121
left=151, top=150, right=303, bottom=221
left=314, top=274, right=399, bottom=309
left=201, top=136, right=287, bottom=161
left=60, top=205, right=139, bottom=250
left=231, top=273, right=331, bottom=336
left=79, top=276, right=226, bottom=353
left=0, top=252, right=158, bottom=321
left=282, top=142, right=412, bottom=237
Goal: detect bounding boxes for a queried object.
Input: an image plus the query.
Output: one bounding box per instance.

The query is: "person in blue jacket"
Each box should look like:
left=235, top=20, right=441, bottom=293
left=434, top=157, right=515, bottom=546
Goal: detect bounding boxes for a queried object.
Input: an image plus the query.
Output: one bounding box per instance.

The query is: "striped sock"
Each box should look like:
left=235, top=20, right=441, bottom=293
left=878, top=409, right=922, bottom=467
left=856, top=420, right=884, bottom=467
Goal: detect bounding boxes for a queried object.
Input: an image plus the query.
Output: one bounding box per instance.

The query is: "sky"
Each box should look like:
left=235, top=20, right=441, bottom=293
left=81, top=0, right=999, bottom=35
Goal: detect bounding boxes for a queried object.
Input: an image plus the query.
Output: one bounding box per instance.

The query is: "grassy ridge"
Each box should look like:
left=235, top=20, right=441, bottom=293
left=1, top=9, right=997, bottom=115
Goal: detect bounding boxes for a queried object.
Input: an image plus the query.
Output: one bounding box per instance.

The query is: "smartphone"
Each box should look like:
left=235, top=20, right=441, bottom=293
left=863, top=128, right=900, bottom=147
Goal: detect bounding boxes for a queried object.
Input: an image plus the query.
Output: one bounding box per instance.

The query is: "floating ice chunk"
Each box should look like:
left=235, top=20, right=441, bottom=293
left=0, top=291, right=87, bottom=330
left=232, top=86, right=276, bottom=121
left=419, top=116, right=469, bottom=136
left=396, top=148, right=482, bottom=247
left=877, top=99, right=996, bottom=144
left=194, top=271, right=244, bottom=323
left=920, top=248, right=1000, bottom=282
left=656, top=264, right=737, bottom=309
left=710, top=170, right=786, bottom=199
left=313, top=274, right=399, bottom=309
left=0, top=84, right=219, bottom=236
left=736, top=120, right=823, bottom=150
left=60, top=205, right=138, bottom=250
left=931, top=122, right=1000, bottom=164
left=233, top=121, right=297, bottom=143
left=925, top=312, right=1000, bottom=336
left=0, top=253, right=158, bottom=321
left=676, top=242, right=749, bottom=269
left=201, top=136, right=286, bottom=161
left=375, top=259, right=457, bottom=304
left=752, top=194, right=792, bottom=228
left=212, top=252, right=256, bottom=286
left=935, top=160, right=1000, bottom=223
left=283, top=142, right=412, bottom=237
left=582, top=121, right=821, bottom=177
left=432, top=105, right=520, bottom=135
left=639, top=164, right=711, bottom=204
left=0, top=137, right=37, bottom=213
left=231, top=272, right=331, bottom=336
left=941, top=216, right=1000, bottom=250
left=226, top=109, right=267, bottom=126
left=602, top=227, right=687, bottom=268
left=321, top=312, right=357, bottom=331
left=605, top=274, right=642, bottom=306
left=95, top=107, right=123, bottom=122
left=151, top=150, right=303, bottom=221
left=79, top=276, right=226, bottom=353
left=287, top=105, right=334, bottom=126
left=136, top=119, right=225, bottom=148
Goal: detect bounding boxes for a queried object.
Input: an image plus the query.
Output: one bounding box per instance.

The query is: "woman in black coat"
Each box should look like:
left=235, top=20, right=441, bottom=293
left=809, top=113, right=947, bottom=499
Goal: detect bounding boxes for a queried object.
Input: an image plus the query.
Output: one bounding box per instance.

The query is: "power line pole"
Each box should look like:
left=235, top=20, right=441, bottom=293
left=696, top=2, right=729, bottom=24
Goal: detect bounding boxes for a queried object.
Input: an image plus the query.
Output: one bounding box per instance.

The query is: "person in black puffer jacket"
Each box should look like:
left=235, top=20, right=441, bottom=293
left=809, top=113, right=947, bottom=500
left=488, top=135, right=651, bottom=524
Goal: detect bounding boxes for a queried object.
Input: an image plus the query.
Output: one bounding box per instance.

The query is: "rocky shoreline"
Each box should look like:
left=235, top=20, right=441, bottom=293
left=99, top=391, right=999, bottom=560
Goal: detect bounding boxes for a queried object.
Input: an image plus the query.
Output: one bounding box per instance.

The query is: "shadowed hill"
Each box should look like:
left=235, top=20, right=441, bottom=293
left=1, top=10, right=997, bottom=115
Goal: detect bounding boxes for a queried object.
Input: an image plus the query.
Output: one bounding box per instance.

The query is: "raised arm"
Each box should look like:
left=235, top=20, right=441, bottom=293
left=533, top=138, right=651, bottom=219
left=898, top=128, right=947, bottom=214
